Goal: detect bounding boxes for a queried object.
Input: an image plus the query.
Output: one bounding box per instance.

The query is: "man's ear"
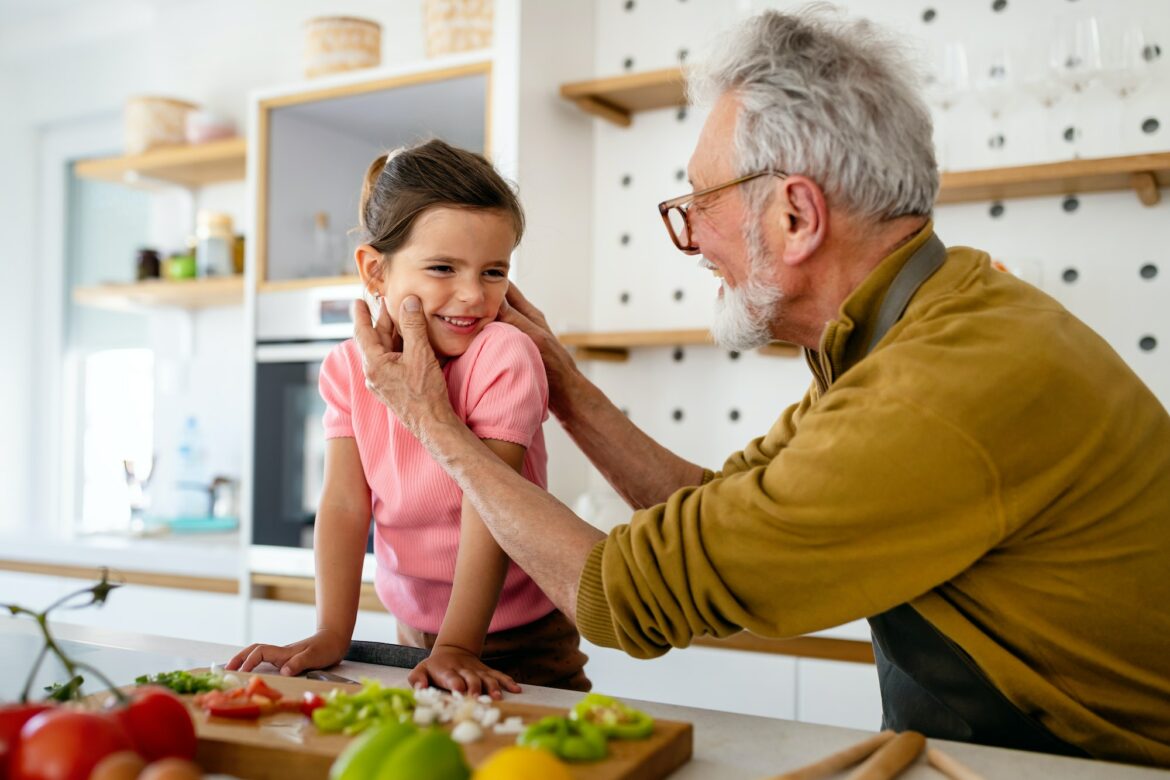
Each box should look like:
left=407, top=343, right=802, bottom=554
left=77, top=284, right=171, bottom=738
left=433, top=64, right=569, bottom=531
left=776, top=175, right=827, bottom=266
left=355, top=244, right=384, bottom=290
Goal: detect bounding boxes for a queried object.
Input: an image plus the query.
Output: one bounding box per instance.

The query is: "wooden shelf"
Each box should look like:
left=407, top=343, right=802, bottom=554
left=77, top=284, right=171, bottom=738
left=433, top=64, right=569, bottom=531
left=560, top=69, right=1168, bottom=206
left=72, top=276, right=244, bottom=311
left=558, top=328, right=799, bottom=361
left=938, top=152, right=1170, bottom=207
left=559, top=67, right=686, bottom=127
left=73, top=137, right=247, bottom=188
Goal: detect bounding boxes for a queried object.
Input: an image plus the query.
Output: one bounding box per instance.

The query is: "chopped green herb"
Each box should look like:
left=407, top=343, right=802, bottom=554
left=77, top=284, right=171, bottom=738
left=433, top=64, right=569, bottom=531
left=135, top=669, right=226, bottom=694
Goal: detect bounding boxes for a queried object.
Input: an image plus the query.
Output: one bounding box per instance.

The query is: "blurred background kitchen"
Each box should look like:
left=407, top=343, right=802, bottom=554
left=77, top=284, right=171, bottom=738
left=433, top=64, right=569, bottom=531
left=0, top=0, right=1166, bottom=732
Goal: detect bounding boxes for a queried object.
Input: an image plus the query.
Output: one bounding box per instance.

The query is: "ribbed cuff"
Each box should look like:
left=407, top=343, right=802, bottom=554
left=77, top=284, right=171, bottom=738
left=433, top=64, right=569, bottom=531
left=575, top=538, right=619, bottom=648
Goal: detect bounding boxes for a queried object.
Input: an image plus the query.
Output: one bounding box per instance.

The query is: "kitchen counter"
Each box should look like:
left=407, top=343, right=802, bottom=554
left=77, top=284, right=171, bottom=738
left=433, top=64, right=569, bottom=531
left=0, top=531, right=242, bottom=580
left=2, top=618, right=1165, bottom=779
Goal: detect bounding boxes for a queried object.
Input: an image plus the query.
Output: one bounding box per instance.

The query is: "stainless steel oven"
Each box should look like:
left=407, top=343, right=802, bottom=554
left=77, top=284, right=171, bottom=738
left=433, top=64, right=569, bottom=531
left=252, top=284, right=373, bottom=551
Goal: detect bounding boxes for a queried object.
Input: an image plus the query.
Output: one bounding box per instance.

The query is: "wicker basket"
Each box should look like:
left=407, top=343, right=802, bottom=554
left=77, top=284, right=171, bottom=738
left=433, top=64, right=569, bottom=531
left=424, top=0, right=493, bottom=58
left=124, top=96, right=199, bottom=156
left=303, top=16, right=382, bottom=78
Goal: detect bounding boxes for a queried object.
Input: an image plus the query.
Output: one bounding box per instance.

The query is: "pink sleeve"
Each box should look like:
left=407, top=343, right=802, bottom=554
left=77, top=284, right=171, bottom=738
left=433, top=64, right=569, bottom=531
left=464, top=326, right=549, bottom=448
left=319, top=343, right=355, bottom=439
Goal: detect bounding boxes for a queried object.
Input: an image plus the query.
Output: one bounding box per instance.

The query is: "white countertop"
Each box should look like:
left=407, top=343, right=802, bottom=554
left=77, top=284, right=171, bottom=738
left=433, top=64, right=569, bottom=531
left=1, top=618, right=1164, bottom=779
left=0, top=531, right=243, bottom=579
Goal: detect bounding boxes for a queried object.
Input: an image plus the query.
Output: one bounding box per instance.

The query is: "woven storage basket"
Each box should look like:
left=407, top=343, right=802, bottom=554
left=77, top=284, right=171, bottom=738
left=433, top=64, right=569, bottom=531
left=124, top=97, right=199, bottom=155
left=424, top=0, right=493, bottom=57
left=303, top=16, right=382, bottom=78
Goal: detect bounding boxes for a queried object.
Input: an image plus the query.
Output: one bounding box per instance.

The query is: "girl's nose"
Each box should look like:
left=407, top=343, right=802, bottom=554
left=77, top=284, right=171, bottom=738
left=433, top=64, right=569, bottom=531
left=457, top=279, right=486, bottom=304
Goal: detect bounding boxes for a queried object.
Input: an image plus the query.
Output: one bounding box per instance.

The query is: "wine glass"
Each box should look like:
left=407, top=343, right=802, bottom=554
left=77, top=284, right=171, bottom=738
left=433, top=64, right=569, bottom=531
left=1049, top=17, right=1102, bottom=158
left=924, top=41, right=971, bottom=171
left=1099, top=21, right=1153, bottom=151
left=123, top=456, right=155, bottom=536
left=974, top=47, right=1016, bottom=157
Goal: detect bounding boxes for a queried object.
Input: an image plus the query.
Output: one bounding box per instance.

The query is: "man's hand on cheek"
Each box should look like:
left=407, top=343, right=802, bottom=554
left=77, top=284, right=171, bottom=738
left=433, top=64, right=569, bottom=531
left=354, top=295, right=456, bottom=438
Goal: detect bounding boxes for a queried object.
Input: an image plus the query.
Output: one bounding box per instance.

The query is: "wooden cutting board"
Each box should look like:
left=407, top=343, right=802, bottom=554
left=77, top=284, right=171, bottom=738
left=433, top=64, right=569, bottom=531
left=181, top=670, right=692, bottom=780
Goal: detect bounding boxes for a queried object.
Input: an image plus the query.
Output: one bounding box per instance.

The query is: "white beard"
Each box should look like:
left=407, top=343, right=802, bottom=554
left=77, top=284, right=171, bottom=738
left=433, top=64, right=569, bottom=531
left=709, top=227, right=783, bottom=350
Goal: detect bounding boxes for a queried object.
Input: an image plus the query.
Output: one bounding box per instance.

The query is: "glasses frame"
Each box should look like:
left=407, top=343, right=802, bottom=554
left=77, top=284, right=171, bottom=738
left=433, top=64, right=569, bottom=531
left=657, top=169, right=787, bottom=253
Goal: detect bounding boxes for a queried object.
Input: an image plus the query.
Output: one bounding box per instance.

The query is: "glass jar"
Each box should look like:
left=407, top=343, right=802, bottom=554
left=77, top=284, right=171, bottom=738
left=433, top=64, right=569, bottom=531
left=196, top=210, right=234, bottom=276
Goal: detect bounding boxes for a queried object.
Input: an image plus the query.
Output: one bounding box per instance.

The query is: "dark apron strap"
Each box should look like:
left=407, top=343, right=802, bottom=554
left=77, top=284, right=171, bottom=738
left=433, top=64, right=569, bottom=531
left=860, top=233, right=1087, bottom=757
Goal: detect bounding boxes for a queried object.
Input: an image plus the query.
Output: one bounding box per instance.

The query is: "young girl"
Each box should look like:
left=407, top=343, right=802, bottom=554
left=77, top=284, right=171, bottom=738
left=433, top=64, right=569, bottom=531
left=229, top=139, right=589, bottom=696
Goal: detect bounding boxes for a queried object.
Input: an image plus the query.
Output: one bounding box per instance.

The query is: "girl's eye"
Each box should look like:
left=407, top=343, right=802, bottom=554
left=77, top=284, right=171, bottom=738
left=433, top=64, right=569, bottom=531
left=484, top=269, right=508, bottom=279
left=427, top=265, right=454, bottom=274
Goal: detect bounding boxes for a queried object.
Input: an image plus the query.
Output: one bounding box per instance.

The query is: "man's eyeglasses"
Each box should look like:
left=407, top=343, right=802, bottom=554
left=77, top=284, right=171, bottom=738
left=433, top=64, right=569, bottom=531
left=657, top=170, right=787, bottom=253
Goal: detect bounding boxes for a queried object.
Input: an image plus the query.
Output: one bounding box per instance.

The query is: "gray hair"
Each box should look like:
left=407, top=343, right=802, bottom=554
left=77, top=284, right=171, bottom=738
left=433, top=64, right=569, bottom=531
left=688, top=4, right=938, bottom=222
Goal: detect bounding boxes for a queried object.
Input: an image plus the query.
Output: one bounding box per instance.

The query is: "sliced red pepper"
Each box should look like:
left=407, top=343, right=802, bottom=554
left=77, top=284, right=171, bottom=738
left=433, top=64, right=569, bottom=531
left=244, top=677, right=283, bottom=701
left=207, top=700, right=263, bottom=720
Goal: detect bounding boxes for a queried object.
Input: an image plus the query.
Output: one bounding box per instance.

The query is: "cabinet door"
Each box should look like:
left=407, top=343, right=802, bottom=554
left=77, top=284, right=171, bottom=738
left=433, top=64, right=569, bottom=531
left=796, top=658, right=882, bottom=731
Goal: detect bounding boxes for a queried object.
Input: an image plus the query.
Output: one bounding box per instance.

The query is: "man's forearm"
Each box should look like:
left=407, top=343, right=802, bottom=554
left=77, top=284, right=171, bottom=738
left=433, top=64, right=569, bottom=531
left=555, top=368, right=706, bottom=509
left=419, top=419, right=605, bottom=623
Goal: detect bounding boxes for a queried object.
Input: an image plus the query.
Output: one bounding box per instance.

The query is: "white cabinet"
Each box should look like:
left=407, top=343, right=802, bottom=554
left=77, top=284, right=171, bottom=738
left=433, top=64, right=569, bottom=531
left=581, top=640, right=797, bottom=721
left=246, top=599, right=397, bottom=649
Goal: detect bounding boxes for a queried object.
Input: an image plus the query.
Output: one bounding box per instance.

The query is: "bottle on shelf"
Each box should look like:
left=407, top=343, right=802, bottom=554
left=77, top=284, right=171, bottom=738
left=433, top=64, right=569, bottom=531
left=174, top=416, right=209, bottom=519
left=196, top=210, right=234, bottom=276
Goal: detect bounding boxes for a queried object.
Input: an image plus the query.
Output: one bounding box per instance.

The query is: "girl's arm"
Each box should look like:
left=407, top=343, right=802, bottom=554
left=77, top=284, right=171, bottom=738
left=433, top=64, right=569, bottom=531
left=406, top=438, right=526, bottom=698
left=228, top=438, right=370, bottom=675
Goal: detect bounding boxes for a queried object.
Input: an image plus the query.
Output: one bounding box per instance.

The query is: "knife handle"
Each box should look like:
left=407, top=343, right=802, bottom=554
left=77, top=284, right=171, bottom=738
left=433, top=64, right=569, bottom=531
left=845, top=731, right=926, bottom=780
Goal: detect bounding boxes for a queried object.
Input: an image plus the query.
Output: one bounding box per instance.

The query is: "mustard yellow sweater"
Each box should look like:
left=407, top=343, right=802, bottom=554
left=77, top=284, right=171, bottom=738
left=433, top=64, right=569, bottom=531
left=576, top=225, right=1170, bottom=766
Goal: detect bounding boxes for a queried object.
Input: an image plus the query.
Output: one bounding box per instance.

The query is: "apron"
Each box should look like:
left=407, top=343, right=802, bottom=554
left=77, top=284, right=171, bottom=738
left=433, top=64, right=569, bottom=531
left=857, top=233, right=1087, bottom=757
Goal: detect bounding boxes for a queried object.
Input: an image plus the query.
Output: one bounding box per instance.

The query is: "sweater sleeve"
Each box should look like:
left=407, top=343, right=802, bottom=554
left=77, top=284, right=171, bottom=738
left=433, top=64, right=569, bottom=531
left=319, top=342, right=355, bottom=439
left=576, top=384, right=1007, bottom=657
left=463, top=324, right=549, bottom=447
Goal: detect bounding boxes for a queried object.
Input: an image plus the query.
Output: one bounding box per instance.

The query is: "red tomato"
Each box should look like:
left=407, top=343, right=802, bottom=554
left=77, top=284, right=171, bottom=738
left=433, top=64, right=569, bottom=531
left=116, top=686, right=196, bottom=762
left=299, top=693, right=325, bottom=718
left=0, top=704, right=53, bottom=778
left=12, top=709, right=132, bottom=780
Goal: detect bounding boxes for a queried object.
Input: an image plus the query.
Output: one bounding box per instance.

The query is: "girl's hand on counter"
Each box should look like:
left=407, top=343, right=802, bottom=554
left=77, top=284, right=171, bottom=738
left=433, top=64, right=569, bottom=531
left=407, top=644, right=520, bottom=700
left=225, top=628, right=349, bottom=676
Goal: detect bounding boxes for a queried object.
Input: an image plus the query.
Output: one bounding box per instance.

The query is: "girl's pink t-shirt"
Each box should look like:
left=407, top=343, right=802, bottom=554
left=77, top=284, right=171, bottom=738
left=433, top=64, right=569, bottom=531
left=318, top=321, right=554, bottom=634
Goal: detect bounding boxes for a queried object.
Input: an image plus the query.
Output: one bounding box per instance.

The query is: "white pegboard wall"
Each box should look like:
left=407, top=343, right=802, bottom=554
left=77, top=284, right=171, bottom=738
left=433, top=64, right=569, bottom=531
left=585, top=0, right=1169, bottom=491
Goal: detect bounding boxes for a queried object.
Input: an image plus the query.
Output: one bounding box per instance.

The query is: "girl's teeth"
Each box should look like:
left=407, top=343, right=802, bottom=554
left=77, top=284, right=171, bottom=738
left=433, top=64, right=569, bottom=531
left=441, top=316, right=475, bottom=326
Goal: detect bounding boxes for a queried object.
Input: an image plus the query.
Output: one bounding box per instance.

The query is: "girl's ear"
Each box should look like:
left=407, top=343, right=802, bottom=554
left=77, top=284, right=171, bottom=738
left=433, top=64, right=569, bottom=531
left=355, top=244, right=384, bottom=289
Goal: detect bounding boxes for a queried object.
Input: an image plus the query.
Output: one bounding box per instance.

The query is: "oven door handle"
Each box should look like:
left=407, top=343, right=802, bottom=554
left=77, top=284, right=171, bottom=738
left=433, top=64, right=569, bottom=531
left=255, top=342, right=340, bottom=363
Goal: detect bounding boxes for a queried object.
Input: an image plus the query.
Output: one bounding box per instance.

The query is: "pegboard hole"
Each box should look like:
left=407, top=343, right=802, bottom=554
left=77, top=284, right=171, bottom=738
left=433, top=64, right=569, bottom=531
left=675, top=168, right=686, bottom=182
left=623, top=0, right=635, bottom=11
left=1062, top=126, right=1081, bottom=143
left=1061, top=267, right=1080, bottom=284
left=620, top=407, right=630, bottom=417
left=672, top=347, right=685, bottom=362
left=989, top=202, right=1005, bottom=218
left=1062, top=196, right=1080, bottom=213
left=1142, top=43, right=1161, bottom=63
left=672, top=289, right=684, bottom=302
left=677, top=48, right=689, bottom=63
left=621, top=173, right=632, bottom=187
left=991, top=0, right=1007, bottom=11
left=1141, top=117, right=1160, bottom=135
left=728, top=350, right=741, bottom=361
left=623, top=56, right=635, bottom=71
left=987, top=133, right=1006, bottom=150
left=676, top=107, right=688, bottom=122
left=922, top=8, right=937, bottom=23
left=671, top=408, right=685, bottom=422
left=620, top=233, right=631, bottom=246
left=619, top=291, right=630, bottom=305
left=729, top=409, right=741, bottom=422
left=1139, top=263, right=1158, bottom=280
left=1139, top=336, right=1157, bottom=352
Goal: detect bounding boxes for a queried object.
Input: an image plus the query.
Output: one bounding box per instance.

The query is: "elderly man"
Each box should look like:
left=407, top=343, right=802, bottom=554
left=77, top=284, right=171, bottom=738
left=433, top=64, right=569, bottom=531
left=354, top=8, right=1170, bottom=767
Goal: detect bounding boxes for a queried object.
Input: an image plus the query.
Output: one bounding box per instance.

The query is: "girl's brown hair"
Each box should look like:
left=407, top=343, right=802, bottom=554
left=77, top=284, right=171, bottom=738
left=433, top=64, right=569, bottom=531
left=358, top=139, right=525, bottom=260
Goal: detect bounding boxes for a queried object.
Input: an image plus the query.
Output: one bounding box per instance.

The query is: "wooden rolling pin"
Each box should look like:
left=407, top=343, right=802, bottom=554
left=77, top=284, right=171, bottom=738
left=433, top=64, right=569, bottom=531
left=845, top=731, right=926, bottom=780
left=928, top=747, right=987, bottom=780
left=766, top=731, right=896, bottom=780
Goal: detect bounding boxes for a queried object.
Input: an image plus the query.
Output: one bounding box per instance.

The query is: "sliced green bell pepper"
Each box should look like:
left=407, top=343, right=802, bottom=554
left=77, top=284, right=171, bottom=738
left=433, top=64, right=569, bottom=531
left=518, top=715, right=608, bottom=761
left=569, top=693, right=654, bottom=740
